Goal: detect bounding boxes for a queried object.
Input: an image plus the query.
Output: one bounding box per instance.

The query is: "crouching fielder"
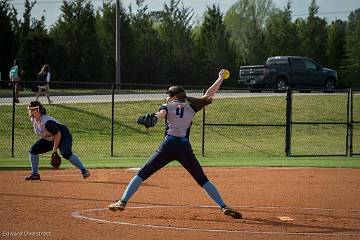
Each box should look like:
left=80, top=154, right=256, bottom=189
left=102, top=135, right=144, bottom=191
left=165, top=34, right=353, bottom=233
left=25, top=101, right=90, bottom=180
left=109, top=69, right=242, bottom=219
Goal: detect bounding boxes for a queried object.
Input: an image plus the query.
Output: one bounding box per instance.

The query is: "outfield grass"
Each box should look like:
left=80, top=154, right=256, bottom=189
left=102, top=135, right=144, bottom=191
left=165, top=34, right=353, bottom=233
left=1, top=92, right=359, bottom=160
left=1, top=156, right=360, bottom=170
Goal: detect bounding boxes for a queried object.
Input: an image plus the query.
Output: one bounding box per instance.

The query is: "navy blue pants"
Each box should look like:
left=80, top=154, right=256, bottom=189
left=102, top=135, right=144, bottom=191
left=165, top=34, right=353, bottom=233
left=137, top=136, right=209, bottom=186
left=29, top=133, right=73, bottom=159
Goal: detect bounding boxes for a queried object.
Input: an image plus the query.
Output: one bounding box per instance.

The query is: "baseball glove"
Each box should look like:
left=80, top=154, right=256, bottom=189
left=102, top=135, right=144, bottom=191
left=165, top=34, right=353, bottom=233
left=137, top=113, right=158, bottom=129
left=51, top=152, right=61, bottom=169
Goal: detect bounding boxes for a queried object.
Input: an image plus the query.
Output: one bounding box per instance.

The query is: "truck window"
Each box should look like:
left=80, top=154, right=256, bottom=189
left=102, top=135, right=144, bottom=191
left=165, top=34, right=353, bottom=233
left=304, top=60, right=317, bottom=71
left=276, top=59, right=288, bottom=65
left=267, top=59, right=275, bottom=65
left=291, top=59, right=305, bottom=69
left=266, top=58, right=288, bottom=65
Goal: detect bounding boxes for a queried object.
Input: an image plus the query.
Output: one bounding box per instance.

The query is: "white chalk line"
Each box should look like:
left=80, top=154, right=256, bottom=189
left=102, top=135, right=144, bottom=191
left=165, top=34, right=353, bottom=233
left=35, top=169, right=135, bottom=178
left=41, top=167, right=353, bottom=178
left=70, top=205, right=360, bottom=236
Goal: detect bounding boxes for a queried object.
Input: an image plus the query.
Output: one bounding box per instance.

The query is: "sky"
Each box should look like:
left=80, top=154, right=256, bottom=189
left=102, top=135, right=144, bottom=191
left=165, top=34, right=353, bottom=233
left=12, top=0, right=360, bottom=28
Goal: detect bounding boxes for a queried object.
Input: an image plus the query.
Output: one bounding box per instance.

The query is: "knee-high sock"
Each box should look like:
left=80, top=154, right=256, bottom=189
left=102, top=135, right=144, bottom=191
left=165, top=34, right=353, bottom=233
left=121, top=175, right=143, bottom=203
left=68, top=154, right=86, bottom=170
left=30, top=154, right=39, bottom=174
left=202, top=181, right=226, bottom=208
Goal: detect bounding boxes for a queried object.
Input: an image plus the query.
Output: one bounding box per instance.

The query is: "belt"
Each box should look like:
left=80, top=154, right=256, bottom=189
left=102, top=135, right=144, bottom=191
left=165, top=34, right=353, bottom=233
left=165, top=135, right=189, bottom=142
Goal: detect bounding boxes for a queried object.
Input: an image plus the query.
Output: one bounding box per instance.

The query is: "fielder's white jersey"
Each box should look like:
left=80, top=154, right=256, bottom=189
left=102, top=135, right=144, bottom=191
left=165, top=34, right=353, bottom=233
left=160, top=100, right=199, bottom=138
left=31, top=115, right=61, bottom=141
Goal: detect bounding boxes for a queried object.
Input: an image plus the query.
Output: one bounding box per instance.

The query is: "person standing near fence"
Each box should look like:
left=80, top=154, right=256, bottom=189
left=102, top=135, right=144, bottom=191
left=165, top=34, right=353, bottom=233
left=109, top=69, right=242, bottom=219
left=35, top=64, right=52, bottom=103
left=9, top=59, right=23, bottom=103
left=25, top=101, right=90, bottom=180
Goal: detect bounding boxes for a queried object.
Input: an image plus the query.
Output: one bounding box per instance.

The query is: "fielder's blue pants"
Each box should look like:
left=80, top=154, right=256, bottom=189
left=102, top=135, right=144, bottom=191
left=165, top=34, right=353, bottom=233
left=30, top=133, right=73, bottom=159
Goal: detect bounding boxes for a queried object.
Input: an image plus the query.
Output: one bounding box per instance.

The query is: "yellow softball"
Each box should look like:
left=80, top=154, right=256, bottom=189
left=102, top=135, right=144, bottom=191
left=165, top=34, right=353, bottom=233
left=223, top=70, right=230, bottom=80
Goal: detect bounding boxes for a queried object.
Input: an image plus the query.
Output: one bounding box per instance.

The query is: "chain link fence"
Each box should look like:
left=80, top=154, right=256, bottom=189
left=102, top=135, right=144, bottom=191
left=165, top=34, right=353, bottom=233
left=203, top=90, right=287, bottom=157
left=290, top=90, right=350, bottom=156
left=0, top=82, right=359, bottom=158
left=352, top=90, right=360, bottom=155
left=0, top=82, right=114, bottom=158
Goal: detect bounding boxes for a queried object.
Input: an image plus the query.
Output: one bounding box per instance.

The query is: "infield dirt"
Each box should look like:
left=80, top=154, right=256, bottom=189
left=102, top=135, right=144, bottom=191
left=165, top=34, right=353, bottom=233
left=1, top=167, right=359, bottom=240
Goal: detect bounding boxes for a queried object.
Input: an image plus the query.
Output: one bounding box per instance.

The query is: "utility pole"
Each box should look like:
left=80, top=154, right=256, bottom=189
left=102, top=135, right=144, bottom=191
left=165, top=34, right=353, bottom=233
left=116, top=0, right=121, bottom=87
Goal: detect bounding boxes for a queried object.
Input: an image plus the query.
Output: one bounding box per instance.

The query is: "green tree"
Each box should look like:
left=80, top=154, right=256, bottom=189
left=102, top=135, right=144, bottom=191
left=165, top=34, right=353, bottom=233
left=326, top=20, right=346, bottom=70
left=96, top=1, right=115, bottom=83
left=17, top=0, right=50, bottom=81
left=195, top=4, right=237, bottom=85
left=224, top=0, right=274, bottom=65
left=264, top=1, right=299, bottom=56
left=20, top=0, right=36, bottom=40
left=343, top=9, right=360, bottom=87
left=96, top=0, right=132, bottom=83
left=128, top=0, right=164, bottom=84
left=31, top=14, right=47, bottom=33
left=0, top=0, right=20, bottom=79
left=51, top=0, right=103, bottom=82
left=19, top=32, right=54, bottom=82
left=157, top=0, right=196, bottom=85
left=296, top=0, right=327, bottom=64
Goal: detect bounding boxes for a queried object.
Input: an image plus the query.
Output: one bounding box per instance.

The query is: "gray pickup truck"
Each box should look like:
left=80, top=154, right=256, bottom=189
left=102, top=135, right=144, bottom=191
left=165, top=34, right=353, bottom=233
left=238, top=56, right=338, bottom=90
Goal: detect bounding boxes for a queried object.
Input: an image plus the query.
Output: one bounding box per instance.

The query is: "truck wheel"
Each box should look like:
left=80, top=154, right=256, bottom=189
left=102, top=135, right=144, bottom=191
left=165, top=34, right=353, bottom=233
left=276, top=78, right=287, bottom=91
left=325, top=79, right=335, bottom=92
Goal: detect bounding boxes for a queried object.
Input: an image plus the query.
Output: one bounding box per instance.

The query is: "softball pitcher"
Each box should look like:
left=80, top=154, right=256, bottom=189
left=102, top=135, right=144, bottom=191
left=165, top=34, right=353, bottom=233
left=109, top=69, right=242, bottom=219
left=25, top=101, right=90, bottom=180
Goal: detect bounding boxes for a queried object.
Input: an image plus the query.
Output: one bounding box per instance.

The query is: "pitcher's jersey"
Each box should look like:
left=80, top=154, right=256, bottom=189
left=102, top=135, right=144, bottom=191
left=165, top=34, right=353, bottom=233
left=31, top=115, right=69, bottom=141
left=159, top=100, right=200, bottom=138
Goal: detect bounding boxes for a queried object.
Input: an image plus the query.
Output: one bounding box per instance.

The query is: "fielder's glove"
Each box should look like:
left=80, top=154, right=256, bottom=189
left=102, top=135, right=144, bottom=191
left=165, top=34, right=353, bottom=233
left=137, top=113, right=158, bottom=129
left=51, top=151, right=61, bottom=169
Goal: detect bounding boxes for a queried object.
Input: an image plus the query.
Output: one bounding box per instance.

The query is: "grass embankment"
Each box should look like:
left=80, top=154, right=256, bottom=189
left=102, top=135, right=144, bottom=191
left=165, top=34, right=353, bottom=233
left=0, top=93, right=359, bottom=168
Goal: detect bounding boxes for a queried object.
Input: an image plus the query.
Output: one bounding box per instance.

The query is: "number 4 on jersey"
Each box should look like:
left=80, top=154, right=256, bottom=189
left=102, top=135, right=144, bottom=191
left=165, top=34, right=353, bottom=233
left=176, top=106, right=184, bottom=118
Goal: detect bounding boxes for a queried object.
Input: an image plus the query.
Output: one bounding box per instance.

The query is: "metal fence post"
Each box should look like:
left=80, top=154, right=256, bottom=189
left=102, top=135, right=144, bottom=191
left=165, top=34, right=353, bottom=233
left=202, top=88, right=206, bottom=157
left=349, top=88, right=353, bottom=156
left=11, top=82, right=16, bottom=157
left=346, top=89, right=350, bottom=156
left=111, top=84, right=115, bottom=157
left=285, top=88, right=292, bottom=157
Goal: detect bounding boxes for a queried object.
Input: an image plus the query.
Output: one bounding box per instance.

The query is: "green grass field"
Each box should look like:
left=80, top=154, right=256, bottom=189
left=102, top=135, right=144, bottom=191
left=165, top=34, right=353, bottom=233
left=1, top=92, right=359, bottom=165
left=0, top=156, right=359, bottom=169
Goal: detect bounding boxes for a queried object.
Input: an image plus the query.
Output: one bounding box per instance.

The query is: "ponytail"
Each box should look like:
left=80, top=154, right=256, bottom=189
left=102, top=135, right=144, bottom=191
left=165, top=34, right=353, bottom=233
left=185, top=96, right=212, bottom=110
left=167, top=85, right=213, bottom=110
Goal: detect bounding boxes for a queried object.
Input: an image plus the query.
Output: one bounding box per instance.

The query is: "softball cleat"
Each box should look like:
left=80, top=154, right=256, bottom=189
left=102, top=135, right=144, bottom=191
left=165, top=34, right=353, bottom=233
left=222, top=206, right=242, bottom=219
left=81, top=169, right=90, bottom=179
left=109, top=201, right=127, bottom=211
left=25, top=173, right=40, bottom=181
